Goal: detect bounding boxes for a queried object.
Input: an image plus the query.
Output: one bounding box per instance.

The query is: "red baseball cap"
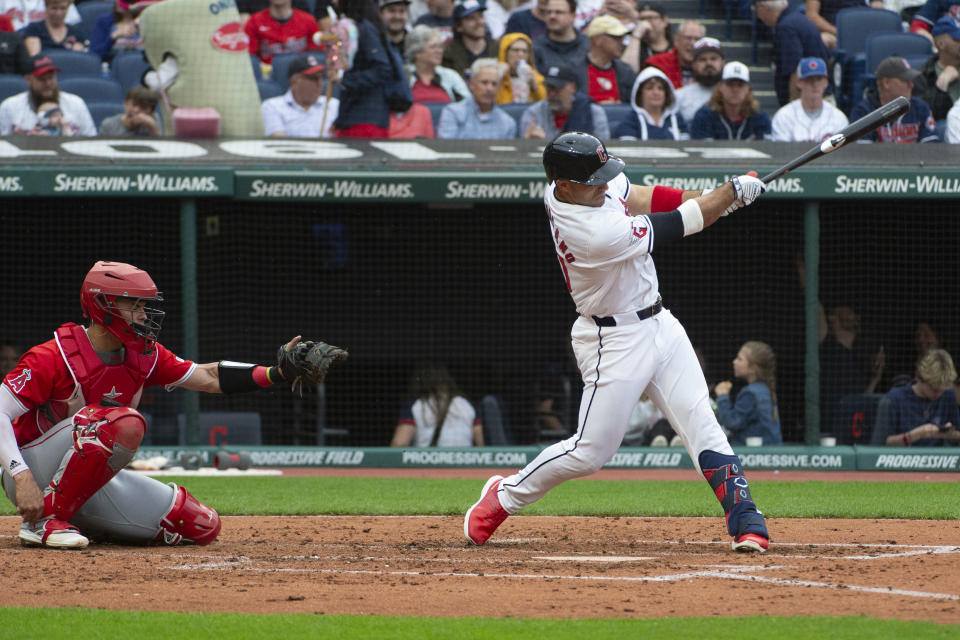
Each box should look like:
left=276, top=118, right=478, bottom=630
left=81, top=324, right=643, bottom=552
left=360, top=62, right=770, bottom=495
left=30, top=55, right=60, bottom=76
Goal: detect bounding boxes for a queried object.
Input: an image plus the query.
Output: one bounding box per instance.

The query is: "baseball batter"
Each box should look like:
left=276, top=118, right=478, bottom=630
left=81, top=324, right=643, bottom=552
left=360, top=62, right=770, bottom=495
left=0, top=261, right=344, bottom=548
left=465, top=132, right=770, bottom=552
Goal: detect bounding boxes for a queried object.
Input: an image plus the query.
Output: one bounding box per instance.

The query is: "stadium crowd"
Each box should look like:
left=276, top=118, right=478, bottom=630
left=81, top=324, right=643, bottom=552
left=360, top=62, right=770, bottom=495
left=0, top=0, right=959, bottom=140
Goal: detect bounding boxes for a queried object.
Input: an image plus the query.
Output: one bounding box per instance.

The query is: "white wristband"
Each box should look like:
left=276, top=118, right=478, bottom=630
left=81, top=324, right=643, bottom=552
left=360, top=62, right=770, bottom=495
left=678, top=199, right=704, bottom=236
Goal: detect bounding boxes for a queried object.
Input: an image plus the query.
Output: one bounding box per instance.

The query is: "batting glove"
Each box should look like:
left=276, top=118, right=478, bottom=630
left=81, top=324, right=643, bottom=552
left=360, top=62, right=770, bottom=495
left=731, top=175, right=766, bottom=208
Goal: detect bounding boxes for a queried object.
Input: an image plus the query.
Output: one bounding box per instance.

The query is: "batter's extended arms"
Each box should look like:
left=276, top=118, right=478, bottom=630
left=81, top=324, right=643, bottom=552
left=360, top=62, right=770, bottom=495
left=759, top=96, right=910, bottom=184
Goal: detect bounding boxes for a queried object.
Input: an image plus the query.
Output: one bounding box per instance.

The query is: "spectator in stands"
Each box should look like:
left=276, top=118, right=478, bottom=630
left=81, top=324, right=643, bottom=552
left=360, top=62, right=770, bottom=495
left=532, top=0, right=588, bottom=85
left=245, top=0, right=321, bottom=64
left=909, top=0, right=960, bottom=46
left=0, top=54, right=94, bottom=134
left=675, top=36, right=724, bottom=124
left=380, top=0, right=411, bottom=58
left=819, top=304, right=886, bottom=436
left=442, top=0, right=498, bottom=77
left=389, top=101, right=435, bottom=136
left=714, top=341, right=783, bottom=446
left=753, top=0, right=830, bottom=106
left=437, top=56, right=515, bottom=137
left=644, top=19, right=703, bottom=89
left=519, top=62, right=609, bottom=138
left=0, top=13, right=12, bottom=31
left=690, top=61, right=772, bottom=140
left=0, top=341, right=20, bottom=377
left=98, top=85, right=160, bottom=136
left=917, top=16, right=960, bottom=122
left=851, top=56, right=939, bottom=143
left=89, top=1, right=144, bottom=62
left=414, top=0, right=455, bottom=42
left=889, top=320, right=944, bottom=385
left=1, top=0, right=81, bottom=32
left=805, top=0, right=885, bottom=50
left=623, top=393, right=674, bottom=447
left=390, top=362, right=484, bottom=447
left=238, top=0, right=322, bottom=25
left=0, top=21, right=30, bottom=73
left=505, top=0, right=547, bottom=40
left=871, top=348, right=960, bottom=447
left=621, top=1, right=671, bottom=74
left=406, top=24, right=469, bottom=103
left=496, top=31, right=545, bottom=103
left=20, top=0, right=85, bottom=56
left=947, top=97, right=960, bottom=141
left=580, top=14, right=634, bottom=104
left=771, top=57, right=848, bottom=141
left=613, top=65, right=685, bottom=139
left=261, top=53, right=340, bottom=138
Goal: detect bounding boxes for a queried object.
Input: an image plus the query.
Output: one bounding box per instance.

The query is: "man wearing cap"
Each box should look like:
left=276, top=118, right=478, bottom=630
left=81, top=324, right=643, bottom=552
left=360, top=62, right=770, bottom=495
left=771, top=57, right=847, bottom=142
left=675, top=36, right=724, bottom=123
left=505, top=0, right=548, bottom=40
left=381, top=0, right=412, bottom=58
left=909, top=0, right=960, bottom=46
left=850, top=56, right=938, bottom=143
left=645, top=19, right=705, bottom=89
left=690, top=60, right=771, bottom=140
left=533, top=0, right=589, bottom=85
left=261, top=52, right=340, bottom=138
left=437, top=57, right=516, bottom=138
left=0, top=53, right=94, bottom=135
left=753, top=0, right=829, bottom=106
left=582, top=14, right=636, bottom=103
left=621, top=1, right=671, bottom=74
left=443, top=0, right=498, bottom=77
left=916, top=16, right=960, bottom=121
left=519, top=62, right=609, bottom=139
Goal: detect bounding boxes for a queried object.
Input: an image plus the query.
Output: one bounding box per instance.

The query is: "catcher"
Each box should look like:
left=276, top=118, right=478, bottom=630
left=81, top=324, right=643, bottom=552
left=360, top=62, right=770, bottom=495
left=0, top=260, right=346, bottom=549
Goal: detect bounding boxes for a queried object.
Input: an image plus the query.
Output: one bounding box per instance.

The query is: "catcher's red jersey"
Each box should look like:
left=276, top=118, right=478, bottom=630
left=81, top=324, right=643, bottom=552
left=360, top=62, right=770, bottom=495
left=3, top=323, right=195, bottom=446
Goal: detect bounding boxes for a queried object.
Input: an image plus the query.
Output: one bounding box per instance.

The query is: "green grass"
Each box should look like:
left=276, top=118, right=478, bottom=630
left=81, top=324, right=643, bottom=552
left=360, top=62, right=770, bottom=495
left=1, top=609, right=957, bottom=640
left=5, top=476, right=952, bottom=519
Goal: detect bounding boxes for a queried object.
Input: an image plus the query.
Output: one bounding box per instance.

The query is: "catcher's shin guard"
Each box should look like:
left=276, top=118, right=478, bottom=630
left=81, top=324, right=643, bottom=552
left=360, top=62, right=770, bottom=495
left=157, top=483, right=221, bottom=546
left=698, top=450, right=768, bottom=540
left=44, top=406, right=146, bottom=523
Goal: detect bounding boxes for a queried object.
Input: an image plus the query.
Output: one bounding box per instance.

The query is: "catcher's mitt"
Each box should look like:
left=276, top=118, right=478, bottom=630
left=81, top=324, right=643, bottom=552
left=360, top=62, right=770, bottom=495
left=277, top=340, right=348, bottom=394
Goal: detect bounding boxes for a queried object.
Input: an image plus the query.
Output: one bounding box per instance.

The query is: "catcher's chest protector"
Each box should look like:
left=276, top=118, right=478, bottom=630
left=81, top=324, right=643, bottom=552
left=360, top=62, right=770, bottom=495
left=139, top=0, right=264, bottom=137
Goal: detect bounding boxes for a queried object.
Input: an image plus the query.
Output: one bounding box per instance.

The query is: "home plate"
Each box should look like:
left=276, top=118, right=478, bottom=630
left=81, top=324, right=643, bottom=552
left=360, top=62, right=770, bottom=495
left=534, top=556, right=655, bottom=562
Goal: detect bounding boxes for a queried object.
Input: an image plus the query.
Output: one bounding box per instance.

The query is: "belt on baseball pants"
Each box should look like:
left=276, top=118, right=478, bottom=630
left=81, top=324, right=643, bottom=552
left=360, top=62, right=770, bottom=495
left=590, top=296, right=662, bottom=327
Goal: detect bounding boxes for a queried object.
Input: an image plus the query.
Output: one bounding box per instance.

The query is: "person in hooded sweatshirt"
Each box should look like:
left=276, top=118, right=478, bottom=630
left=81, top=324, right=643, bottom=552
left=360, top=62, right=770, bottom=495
left=613, top=65, right=686, bottom=140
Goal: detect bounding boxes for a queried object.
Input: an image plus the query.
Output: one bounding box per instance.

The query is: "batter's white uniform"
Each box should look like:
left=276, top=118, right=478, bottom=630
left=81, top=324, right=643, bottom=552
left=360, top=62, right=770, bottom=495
left=495, top=173, right=734, bottom=513
left=770, top=99, right=849, bottom=142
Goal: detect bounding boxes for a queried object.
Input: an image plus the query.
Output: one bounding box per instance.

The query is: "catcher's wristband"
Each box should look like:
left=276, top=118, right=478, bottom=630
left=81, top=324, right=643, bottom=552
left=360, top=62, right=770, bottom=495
left=218, top=361, right=282, bottom=394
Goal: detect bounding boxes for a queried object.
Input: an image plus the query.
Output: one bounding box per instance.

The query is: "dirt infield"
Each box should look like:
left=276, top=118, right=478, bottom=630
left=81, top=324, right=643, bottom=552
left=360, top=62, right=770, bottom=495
left=2, top=513, right=958, bottom=622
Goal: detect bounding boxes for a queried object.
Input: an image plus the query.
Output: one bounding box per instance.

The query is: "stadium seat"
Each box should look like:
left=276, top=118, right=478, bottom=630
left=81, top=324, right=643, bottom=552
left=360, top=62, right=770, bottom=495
left=501, top=102, right=527, bottom=129
left=59, top=77, right=124, bottom=103
left=836, top=393, right=883, bottom=445
left=75, top=0, right=113, bottom=40
left=250, top=54, right=263, bottom=81
left=864, top=32, right=933, bottom=75
left=833, top=7, right=902, bottom=112
left=112, top=50, right=151, bottom=93
left=257, top=79, right=284, bottom=100
left=0, top=74, right=27, bottom=102
left=423, top=101, right=447, bottom=128
left=42, top=49, right=102, bottom=78
left=269, top=52, right=302, bottom=90
left=87, top=100, right=123, bottom=130
left=602, top=103, right=634, bottom=136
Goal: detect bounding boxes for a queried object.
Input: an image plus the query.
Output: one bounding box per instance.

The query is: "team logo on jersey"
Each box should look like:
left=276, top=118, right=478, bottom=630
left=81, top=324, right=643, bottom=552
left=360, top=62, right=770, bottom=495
left=102, top=386, right=122, bottom=402
left=596, top=146, right=607, bottom=163
left=7, top=368, right=31, bottom=394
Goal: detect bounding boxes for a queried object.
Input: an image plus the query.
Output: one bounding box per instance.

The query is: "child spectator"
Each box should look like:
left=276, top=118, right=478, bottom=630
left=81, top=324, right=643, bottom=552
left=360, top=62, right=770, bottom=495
left=99, top=85, right=160, bottom=136
left=714, top=341, right=783, bottom=446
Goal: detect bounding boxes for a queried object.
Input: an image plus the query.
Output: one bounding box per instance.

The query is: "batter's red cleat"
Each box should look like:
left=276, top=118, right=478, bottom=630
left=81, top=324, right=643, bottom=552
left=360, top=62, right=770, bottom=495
left=732, top=532, right=769, bottom=553
left=19, top=518, right=89, bottom=549
left=464, top=475, right=508, bottom=545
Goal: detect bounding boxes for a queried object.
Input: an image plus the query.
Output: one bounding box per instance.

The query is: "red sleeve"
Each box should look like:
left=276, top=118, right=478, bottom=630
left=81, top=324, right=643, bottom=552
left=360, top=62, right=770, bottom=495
left=2, top=341, right=71, bottom=410
left=245, top=13, right=261, bottom=56
left=909, top=19, right=930, bottom=33
left=650, top=186, right=684, bottom=213
left=145, top=343, right=196, bottom=389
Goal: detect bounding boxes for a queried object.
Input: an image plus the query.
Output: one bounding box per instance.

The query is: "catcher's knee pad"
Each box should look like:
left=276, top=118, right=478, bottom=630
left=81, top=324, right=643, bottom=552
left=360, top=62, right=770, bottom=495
left=158, top=483, right=221, bottom=546
left=45, top=406, right=147, bottom=522
left=698, top=450, right=768, bottom=539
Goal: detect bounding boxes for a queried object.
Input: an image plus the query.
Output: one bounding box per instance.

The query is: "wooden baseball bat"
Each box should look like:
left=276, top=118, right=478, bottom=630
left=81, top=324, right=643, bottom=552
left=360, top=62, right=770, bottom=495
left=759, top=96, right=910, bottom=184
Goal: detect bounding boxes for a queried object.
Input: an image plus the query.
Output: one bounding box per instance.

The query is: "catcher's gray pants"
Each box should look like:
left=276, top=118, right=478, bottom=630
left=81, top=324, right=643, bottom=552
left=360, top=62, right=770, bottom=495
left=2, top=420, right=174, bottom=543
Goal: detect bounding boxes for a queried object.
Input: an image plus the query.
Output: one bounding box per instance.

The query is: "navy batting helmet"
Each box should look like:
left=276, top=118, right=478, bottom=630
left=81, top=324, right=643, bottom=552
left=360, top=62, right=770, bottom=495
left=542, top=132, right=624, bottom=185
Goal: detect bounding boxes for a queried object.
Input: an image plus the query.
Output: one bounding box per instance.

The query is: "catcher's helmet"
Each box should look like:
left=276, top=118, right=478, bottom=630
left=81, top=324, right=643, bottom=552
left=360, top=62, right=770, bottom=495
left=542, top=132, right=624, bottom=185
left=81, top=261, right=164, bottom=354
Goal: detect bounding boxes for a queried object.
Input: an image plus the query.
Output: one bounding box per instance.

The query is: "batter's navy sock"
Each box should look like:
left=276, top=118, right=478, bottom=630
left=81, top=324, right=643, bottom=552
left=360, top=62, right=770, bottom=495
left=698, top=450, right=768, bottom=539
